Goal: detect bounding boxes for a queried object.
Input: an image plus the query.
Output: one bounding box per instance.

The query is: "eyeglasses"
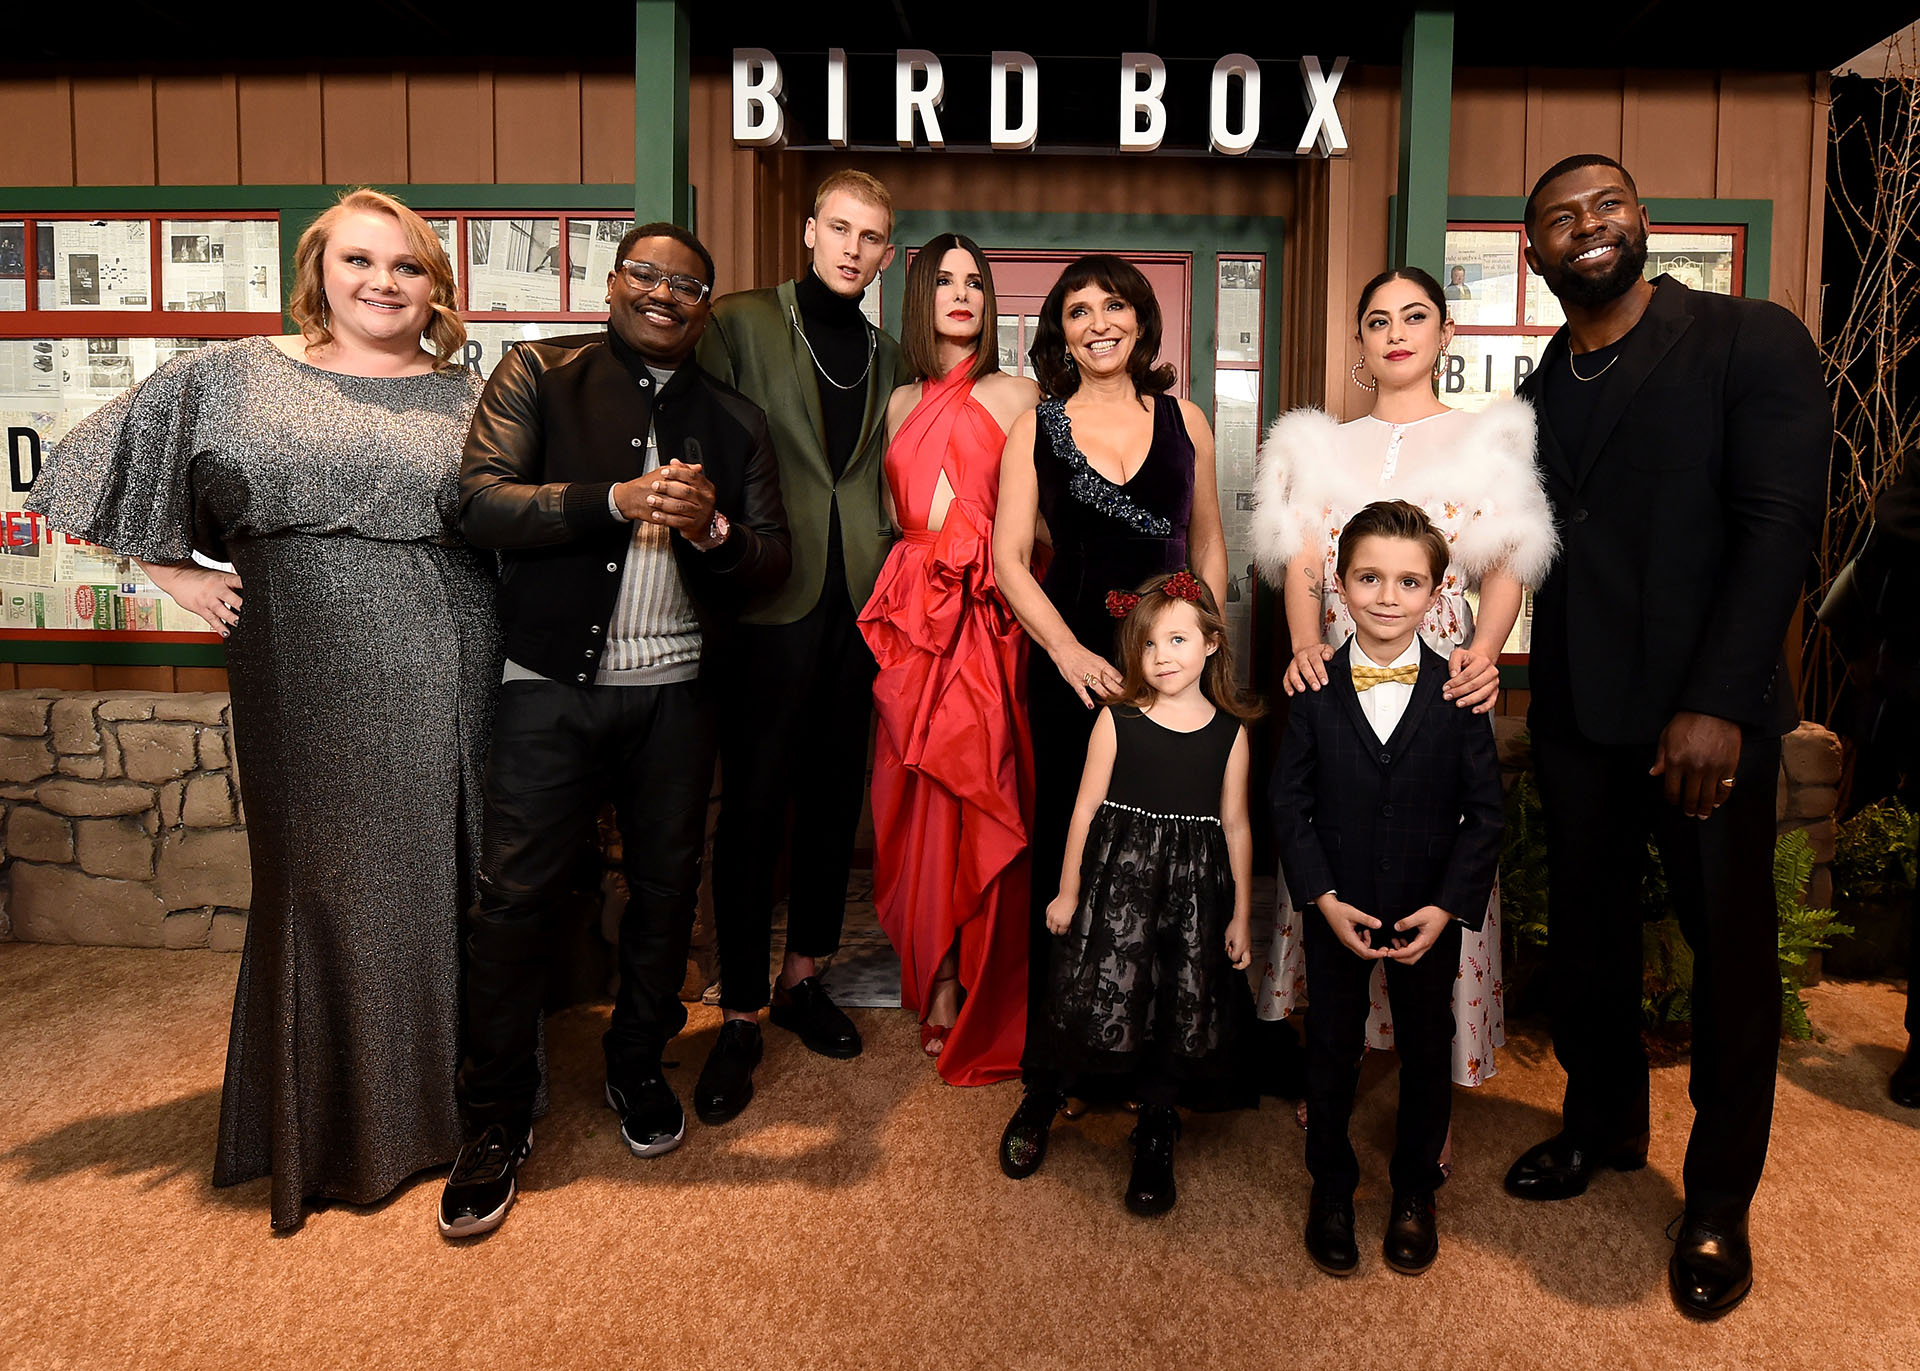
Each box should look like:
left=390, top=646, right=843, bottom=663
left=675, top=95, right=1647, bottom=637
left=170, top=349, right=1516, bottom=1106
left=617, top=259, right=711, bottom=306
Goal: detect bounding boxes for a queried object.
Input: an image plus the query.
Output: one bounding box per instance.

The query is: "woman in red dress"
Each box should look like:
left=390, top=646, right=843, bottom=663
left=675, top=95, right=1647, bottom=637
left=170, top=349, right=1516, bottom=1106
left=858, top=235, right=1040, bottom=1085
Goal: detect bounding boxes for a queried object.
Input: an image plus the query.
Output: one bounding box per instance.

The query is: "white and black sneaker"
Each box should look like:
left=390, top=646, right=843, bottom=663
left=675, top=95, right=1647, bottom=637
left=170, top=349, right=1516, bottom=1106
left=437, top=1122, right=532, bottom=1239
left=606, top=1075, right=687, bottom=1158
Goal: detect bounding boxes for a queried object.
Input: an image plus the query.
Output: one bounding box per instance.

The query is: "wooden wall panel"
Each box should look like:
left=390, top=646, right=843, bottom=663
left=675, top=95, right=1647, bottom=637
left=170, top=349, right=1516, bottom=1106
left=1449, top=69, right=1527, bottom=197
left=581, top=72, right=635, bottom=185
left=1330, top=69, right=1402, bottom=418
left=238, top=73, right=323, bottom=184
left=1525, top=70, right=1623, bottom=188
left=689, top=68, right=756, bottom=293
left=1718, top=72, right=1820, bottom=319
left=408, top=73, right=493, bottom=184
left=494, top=73, right=582, bottom=184
left=71, top=76, right=155, bottom=186
left=321, top=73, right=409, bottom=184
left=0, top=77, right=75, bottom=186
left=1621, top=70, right=1718, bottom=198
left=155, top=75, right=239, bottom=185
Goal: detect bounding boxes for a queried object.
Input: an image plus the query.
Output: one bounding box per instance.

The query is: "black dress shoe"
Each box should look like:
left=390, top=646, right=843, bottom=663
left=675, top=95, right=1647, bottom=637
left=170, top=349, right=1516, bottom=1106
left=999, top=1087, right=1064, bottom=1179
left=1304, top=1188, right=1359, bottom=1276
left=1890, top=1042, right=1920, bottom=1109
left=1668, top=1212, right=1753, bottom=1319
left=694, top=1019, right=763, bottom=1125
left=437, top=1122, right=532, bottom=1240
left=769, top=976, right=863, bottom=1058
left=1503, top=1130, right=1649, bottom=1201
left=606, top=1075, right=686, bottom=1157
left=1124, top=1106, right=1181, bottom=1216
left=1383, top=1190, right=1439, bottom=1274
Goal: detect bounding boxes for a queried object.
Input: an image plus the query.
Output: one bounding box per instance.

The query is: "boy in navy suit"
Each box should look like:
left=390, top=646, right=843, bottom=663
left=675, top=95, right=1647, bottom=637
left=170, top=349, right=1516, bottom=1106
left=1271, top=499, right=1504, bottom=1277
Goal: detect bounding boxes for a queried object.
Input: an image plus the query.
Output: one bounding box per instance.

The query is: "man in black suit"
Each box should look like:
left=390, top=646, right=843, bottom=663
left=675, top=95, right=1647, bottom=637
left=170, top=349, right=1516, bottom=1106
left=1272, top=500, right=1505, bottom=1279
left=1505, top=155, right=1830, bottom=1318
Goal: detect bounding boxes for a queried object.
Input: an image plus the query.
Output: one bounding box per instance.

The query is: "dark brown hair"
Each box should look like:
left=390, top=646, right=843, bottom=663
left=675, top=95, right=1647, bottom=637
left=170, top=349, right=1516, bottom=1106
left=1029, top=254, right=1177, bottom=401
left=1353, top=266, right=1447, bottom=333
left=900, top=234, right=1000, bottom=382
left=1334, top=500, right=1450, bottom=585
left=1108, top=572, right=1265, bottom=722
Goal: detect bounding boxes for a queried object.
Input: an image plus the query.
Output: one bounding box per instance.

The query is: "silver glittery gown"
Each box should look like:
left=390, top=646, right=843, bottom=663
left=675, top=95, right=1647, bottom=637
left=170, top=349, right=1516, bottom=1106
left=28, top=335, right=500, bottom=1229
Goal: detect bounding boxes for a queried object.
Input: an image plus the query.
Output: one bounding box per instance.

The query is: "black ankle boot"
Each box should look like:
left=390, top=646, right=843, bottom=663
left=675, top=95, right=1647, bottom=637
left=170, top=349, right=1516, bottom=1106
left=1000, top=1087, right=1064, bottom=1179
left=1125, top=1106, right=1180, bottom=1216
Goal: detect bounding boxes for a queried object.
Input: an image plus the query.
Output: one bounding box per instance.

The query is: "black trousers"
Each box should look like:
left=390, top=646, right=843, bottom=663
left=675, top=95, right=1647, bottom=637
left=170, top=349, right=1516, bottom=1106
left=711, top=587, right=877, bottom=1012
left=458, top=678, right=716, bottom=1127
left=1303, top=907, right=1462, bottom=1197
left=1532, top=727, right=1783, bottom=1224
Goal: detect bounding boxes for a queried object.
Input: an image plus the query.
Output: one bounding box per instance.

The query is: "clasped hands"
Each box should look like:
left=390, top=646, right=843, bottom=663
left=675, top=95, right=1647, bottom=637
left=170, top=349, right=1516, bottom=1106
left=613, top=459, right=715, bottom=537
left=1282, top=642, right=1500, bottom=713
left=1316, top=893, right=1450, bottom=965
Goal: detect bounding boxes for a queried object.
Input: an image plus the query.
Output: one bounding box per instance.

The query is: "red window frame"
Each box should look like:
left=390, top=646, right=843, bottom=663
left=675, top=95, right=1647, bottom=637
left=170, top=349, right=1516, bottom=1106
left=0, top=212, right=283, bottom=339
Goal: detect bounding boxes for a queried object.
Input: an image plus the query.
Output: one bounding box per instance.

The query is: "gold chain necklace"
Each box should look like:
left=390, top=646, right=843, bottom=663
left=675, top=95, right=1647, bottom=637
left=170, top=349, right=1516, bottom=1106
left=1567, top=348, right=1620, bottom=383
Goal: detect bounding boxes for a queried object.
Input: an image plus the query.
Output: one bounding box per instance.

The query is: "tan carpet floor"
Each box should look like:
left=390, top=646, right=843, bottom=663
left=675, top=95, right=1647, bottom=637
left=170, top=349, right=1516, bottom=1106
left=1, top=942, right=1915, bottom=1371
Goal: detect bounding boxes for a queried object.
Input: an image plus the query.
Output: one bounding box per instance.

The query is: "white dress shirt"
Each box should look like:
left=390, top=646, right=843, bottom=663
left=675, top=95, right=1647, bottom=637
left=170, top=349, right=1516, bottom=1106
left=1351, top=637, right=1421, bottom=743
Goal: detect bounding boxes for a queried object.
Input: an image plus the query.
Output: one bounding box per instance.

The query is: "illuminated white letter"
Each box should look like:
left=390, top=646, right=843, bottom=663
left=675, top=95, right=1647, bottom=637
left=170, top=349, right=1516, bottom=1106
left=896, top=49, right=946, bottom=149
left=990, top=50, right=1040, bottom=151
left=1298, top=56, right=1349, bottom=156
left=1119, top=53, right=1166, bottom=152
left=732, top=48, right=785, bottom=147
left=826, top=48, right=849, bottom=147
left=1210, top=53, right=1261, bottom=155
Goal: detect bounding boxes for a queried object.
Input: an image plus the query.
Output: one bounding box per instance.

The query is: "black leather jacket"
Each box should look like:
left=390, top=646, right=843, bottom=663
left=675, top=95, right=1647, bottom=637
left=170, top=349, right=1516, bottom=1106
left=459, top=330, right=790, bottom=683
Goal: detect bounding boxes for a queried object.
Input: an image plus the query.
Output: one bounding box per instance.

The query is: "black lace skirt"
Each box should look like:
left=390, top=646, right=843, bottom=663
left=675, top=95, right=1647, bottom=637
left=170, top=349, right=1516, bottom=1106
left=1044, top=803, right=1245, bottom=1081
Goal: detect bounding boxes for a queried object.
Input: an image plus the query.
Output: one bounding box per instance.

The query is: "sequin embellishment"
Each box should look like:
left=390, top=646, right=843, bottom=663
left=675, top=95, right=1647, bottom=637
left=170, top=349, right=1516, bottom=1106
left=1038, top=399, right=1174, bottom=537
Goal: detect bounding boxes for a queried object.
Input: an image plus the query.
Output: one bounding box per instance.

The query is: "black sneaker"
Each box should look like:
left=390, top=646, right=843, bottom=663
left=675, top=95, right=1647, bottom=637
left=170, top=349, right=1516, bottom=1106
left=694, top=1019, right=764, bottom=1125
left=605, top=1076, right=686, bottom=1157
left=437, top=1122, right=531, bottom=1239
left=769, top=976, right=863, bottom=1058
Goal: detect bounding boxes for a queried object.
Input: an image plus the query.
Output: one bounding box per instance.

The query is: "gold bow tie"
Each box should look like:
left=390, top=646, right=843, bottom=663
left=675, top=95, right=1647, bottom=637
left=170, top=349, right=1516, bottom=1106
left=1351, top=662, right=1420, bottom=692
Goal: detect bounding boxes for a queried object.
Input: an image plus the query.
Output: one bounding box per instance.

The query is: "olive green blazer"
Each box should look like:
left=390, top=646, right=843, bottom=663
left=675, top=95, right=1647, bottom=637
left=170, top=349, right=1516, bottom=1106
left=697, top=280, right=910, bottom=626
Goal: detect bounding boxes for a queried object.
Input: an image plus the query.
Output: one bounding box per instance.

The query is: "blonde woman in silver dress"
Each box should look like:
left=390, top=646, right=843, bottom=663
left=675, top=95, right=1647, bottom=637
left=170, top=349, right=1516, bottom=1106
left=1253, top=266, right=1555, bottom=1113
left=29, top=189, right=496, bottom=1230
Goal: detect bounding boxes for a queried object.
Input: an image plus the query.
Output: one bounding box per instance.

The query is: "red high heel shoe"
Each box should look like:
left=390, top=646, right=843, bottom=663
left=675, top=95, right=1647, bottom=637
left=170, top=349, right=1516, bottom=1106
left=920, top=974, right=960, bottom=1057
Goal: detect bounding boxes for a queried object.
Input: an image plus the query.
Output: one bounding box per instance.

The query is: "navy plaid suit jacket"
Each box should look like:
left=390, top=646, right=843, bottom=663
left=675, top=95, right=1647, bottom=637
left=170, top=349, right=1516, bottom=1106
left=1270, top=638, right=1504, bottom=931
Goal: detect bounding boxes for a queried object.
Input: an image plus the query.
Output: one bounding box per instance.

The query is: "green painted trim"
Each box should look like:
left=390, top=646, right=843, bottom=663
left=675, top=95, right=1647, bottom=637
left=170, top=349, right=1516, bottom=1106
left=1441, top=195, right=1775, bottom=300
left=1, top=640, right=227, bottom=667
left=881, top=211, right=1288, bottom=433
left=634, top=0, right=691, bottom=225
left=1394, top=11, right=1455, bottom=277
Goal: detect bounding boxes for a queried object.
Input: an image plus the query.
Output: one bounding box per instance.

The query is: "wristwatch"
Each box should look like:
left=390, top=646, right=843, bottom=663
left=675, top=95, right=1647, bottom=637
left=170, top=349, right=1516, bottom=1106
left=693, top=510, right=730, bottom=551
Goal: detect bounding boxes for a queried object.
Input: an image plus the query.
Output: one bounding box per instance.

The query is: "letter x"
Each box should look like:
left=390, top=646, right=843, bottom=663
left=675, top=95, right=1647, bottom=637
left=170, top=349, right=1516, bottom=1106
left=1297, top=57, right=1349, bottom=156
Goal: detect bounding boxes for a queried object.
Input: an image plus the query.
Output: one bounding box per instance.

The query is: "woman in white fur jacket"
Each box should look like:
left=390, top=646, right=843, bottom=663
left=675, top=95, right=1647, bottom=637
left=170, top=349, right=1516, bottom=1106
left=1253, top=266, right=1556, bottom=1102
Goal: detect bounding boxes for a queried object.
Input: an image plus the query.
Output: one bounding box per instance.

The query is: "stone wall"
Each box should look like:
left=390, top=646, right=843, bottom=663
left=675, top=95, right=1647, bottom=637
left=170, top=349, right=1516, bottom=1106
left=1779, top=719, right=1843, bottom=903
left=0, top=690, right=249, bottom=949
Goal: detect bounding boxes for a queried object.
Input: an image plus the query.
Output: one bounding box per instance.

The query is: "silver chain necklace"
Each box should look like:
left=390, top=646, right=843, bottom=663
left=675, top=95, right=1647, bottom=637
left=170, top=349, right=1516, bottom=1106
left=788, top=303, right=875, bottom=391
left=1567, top=348, right=1621, bottom=383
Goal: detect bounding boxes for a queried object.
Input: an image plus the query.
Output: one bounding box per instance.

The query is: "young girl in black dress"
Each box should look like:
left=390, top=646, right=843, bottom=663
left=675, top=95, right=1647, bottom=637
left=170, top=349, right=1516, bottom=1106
left=1042, top=571, right=1263, bottom=1215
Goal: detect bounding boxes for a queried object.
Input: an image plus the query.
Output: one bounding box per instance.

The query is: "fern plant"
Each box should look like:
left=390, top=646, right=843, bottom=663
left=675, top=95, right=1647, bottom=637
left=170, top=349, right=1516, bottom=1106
left=1775, top=827, right=1854, bottom=1040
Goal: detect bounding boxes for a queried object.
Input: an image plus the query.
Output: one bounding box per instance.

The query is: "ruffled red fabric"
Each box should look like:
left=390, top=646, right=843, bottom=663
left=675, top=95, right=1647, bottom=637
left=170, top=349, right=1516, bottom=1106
left=858, top=364, right=1033, bottom=1086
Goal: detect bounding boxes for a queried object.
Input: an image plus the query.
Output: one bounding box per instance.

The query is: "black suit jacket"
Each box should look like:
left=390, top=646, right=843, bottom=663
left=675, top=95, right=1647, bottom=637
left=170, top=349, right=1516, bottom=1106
left=459, top=330, right=791, bottom=684
left=1519, top=275, right=1829, bottom=744
left=1270, top=640, right=1504, bottom=932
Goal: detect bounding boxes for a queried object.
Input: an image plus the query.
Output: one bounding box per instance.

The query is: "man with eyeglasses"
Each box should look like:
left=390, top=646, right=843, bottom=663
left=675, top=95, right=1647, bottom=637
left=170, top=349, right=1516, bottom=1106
left=691, top=170, right=910, bottom=1123
left=438, top=222, right=790, bottom=1238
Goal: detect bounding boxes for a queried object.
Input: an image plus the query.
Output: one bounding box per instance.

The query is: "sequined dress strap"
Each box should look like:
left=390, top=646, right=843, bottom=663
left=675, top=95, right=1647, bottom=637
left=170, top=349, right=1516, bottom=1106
left=1035, top=398, right=1175, bottom=537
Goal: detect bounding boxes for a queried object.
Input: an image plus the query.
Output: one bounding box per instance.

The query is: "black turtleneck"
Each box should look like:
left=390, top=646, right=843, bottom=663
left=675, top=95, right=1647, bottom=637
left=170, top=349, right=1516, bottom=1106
left=794, top=267, right=871, bottom=481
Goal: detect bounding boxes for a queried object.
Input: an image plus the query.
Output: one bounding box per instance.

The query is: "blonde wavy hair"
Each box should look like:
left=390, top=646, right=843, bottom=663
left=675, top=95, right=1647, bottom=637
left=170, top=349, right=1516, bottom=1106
left=289, top=188, right=465, bottom=368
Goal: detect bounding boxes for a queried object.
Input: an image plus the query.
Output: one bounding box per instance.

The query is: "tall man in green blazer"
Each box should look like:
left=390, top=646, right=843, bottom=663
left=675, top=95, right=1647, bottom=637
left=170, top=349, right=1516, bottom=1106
left=692, top=169, right=911, bottom=1123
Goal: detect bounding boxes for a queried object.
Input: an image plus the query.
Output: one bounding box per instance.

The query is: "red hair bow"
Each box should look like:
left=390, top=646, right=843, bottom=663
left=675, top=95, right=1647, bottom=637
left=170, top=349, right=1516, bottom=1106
left=1105, top=590, right=1141, bottom=619
left=1163, top=570, right=1204, bottom=604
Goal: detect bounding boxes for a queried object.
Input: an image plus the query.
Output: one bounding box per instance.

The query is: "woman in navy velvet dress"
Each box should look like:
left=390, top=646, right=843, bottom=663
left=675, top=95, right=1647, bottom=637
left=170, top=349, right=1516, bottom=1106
left=990, top=254, right=1229, bottom=1178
